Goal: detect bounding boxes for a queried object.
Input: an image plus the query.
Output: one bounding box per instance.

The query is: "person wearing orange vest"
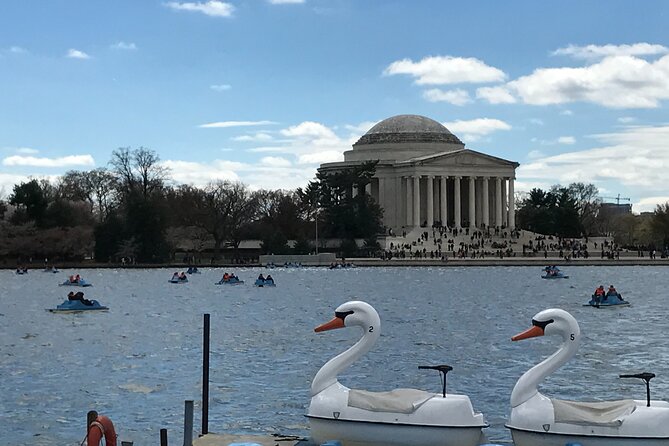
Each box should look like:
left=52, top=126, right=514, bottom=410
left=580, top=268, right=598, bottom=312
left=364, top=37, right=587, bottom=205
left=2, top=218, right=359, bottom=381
left=87, top=410, right=117, bottom=446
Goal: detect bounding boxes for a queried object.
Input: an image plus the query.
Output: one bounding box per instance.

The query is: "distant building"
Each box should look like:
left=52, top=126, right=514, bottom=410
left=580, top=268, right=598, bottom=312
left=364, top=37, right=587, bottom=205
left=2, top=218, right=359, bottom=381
left=601, top=203, right=633, bottom=216
left=318, top=114, right=519, bottom=232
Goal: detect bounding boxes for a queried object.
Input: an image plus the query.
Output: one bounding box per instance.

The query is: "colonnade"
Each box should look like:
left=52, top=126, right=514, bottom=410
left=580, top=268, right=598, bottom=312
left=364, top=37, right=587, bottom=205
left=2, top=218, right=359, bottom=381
left=394, top=175, right=515, bottom=229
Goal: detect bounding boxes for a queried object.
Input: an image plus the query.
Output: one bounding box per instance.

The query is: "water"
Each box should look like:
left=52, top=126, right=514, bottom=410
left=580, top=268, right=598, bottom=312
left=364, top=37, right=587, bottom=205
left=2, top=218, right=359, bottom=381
left=1, top=266, right=668, bottom=445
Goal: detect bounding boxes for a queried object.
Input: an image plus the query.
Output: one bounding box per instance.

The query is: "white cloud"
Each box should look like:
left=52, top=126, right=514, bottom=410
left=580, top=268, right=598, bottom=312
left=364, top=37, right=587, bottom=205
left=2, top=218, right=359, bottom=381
left=618, top=116, right=636, bottom=123
left=560, top=110, right=574, bottom=116
left=2, top=155, right=95, bottom=167
left=111, top=41, right=137, bottom=50
left=1, top=147, right=39, bottom=155
left=165, top=1, right=234, bottom=17
left=67, top=49, right=90, bottom=59
left=231, top=132, right=273, bottom=142
left=268, top=0, right=305, bottom=4
left=344, top=121, right=379, bottom=135
left=260, top=156, right=291, bottom=167
left=9, top=46, right=27, bottom=54
left=517, top=124, right=669, bottom=194
left=443, top=118, right=511, bottom=142
left=384, top=56, right=506, bottom=85
left=505, top=54, right=669, bottom=109
left=199, top=120, right=277, bottom=128
left=281, top=121, right=337, bottom=139
left=422, top=88, right=472, bottom=105
left=210, top=84, right=231, bottom=92
left=475, top=86, right=516, bottom=104
left=557, top=136, right=576, bottom=145
left=553, top=43, right=669, bottom=60
left=161, top=159, right=240, bottom=185
left=530, top=118, right=544, bottom=126
left=635, top=196, right=669, bottom=213
left=527, top=150, right=545, bottom=159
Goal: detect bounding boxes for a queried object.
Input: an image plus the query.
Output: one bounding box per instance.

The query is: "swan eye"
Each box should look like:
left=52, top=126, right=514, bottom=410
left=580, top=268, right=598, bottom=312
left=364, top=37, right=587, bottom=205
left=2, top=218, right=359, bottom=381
left=531, top=318, right=554, bottom=330
left=335, top=310, right=354, bottom=320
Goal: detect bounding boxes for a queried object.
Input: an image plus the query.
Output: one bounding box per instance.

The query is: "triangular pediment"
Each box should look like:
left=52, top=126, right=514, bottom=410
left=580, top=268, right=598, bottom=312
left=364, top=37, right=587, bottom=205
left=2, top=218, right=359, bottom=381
left=398, top=149, right=518, bottom=167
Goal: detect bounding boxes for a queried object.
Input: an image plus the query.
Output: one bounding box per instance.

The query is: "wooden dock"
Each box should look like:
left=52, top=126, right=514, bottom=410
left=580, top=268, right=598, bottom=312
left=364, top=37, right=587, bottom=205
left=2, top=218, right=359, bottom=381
left=193, top=433, right=306, bottom=446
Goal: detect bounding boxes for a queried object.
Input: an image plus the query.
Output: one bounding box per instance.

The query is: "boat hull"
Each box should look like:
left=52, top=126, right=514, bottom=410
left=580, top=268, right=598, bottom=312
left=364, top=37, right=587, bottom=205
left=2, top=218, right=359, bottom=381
left=47, top=300, right=108, bottom=313
left=308, top=416, right=483, bottom=446
left=509, top=426, right=669, bottom=446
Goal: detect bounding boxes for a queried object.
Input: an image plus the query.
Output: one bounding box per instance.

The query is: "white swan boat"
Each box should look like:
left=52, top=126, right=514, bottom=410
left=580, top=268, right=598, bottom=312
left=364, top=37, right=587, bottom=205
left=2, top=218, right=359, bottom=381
left=307, top=300, right=487, bottom=446
left=507, top=308, right=669, bottom=446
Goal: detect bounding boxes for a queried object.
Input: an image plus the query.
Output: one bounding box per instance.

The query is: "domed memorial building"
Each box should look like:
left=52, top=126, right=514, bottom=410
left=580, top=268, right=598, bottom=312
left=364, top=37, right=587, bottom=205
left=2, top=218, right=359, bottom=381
left=318, top=114, right=519, bottom=232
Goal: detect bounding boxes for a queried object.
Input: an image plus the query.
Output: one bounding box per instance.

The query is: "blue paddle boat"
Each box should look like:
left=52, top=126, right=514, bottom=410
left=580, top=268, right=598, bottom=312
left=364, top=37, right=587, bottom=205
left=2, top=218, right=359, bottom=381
left=59, top=278, right=93, bottom=287
left=541, top=265, right=568, bottom=279
left=186, top=266, right=201, bottom=274
left=216, top=277, right=244, bottom=285
left=584, top=293, right=630, bottom=308
left=47, top=299, right=108, bottom=313
left=254, top=278, right=276, bottom=287
left=169, top=277, right=188, bottom=284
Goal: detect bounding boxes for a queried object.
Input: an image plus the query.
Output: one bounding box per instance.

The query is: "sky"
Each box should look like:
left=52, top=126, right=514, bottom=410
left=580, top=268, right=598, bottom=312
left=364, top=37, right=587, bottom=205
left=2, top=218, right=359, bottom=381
left=1, top=0, right=668, bottom=213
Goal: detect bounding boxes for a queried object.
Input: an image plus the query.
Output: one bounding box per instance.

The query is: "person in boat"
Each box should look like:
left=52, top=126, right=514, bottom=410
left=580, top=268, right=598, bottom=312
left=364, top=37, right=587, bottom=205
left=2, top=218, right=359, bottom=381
left=265, top=274, right=274, bottom=285
left=75, top=274, right=81, bottom=283
left=606, top=285, right=618, bottom=296
left=172, top=272, right=179, bottom=281
left=258, top=273, right=265, bottom=281
left=593, top=285, right=605, bottom=303
left=179, top=272, right=187, bottom=280
left=87, top=410, right=117, bottom=446
left=68, top=291, right=93, bottom=305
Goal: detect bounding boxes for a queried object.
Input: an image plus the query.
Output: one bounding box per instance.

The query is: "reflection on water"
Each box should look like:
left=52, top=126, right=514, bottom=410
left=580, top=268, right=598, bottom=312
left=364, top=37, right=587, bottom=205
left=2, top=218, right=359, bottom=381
left=1, top=266, right=668, bottom=445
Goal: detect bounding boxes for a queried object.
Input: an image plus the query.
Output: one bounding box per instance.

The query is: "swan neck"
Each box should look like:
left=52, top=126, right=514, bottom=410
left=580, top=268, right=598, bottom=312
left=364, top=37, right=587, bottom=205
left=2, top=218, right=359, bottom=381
left=311, top=326, right=379, bottom=396
left=511, top=335, right=579, bottom=407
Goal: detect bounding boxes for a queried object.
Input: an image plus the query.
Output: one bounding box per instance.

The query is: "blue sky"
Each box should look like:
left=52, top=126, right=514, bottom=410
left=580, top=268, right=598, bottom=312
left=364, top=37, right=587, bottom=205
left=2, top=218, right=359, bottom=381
left=1, top=0, right=668, bottom=212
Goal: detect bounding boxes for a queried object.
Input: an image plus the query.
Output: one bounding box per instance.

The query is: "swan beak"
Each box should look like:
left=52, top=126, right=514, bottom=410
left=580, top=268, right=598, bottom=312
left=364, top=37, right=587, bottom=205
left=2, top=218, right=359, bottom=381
left=315, top=317, right=345, bottom=332
left=512, top=325, right=544, bottom=341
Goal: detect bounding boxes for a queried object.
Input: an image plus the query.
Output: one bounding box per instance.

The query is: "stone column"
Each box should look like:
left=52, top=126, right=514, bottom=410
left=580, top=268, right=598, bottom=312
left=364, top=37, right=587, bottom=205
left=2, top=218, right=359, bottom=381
left=508, top=177, right=515, bottom=230
left=406, top=177, right=412, bottom=227
left=413, top=175, right=420, bottom=227
left=426, top=176, right=434, bottom=227
left=440, top=176, right=448, bottom=226
left=482, top=177, right=489, bottom=228
left=502, top=178, right=508, bottom=226
left=468, top=176, right=476, bottom=228
left=495, top=177, right=503, bottom=227
left=365, top=182, right=371, bottom=195
left=352, top=185, right=358, bottom=198
left=378, top=178, right=385, bottom=208
left=395, top=176, right=402, bottom=229
left=453, top=176, right=461, bottom=228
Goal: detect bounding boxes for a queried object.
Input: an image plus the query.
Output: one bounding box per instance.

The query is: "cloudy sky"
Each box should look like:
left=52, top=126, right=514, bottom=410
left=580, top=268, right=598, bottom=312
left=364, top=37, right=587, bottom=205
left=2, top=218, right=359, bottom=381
left=1, top=0, right=668, bottom=212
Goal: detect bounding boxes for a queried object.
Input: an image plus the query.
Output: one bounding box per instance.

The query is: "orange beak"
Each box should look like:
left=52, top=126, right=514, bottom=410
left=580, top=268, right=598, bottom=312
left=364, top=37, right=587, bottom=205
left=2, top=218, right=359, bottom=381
left=315, top=316, right=345, bottom=332
left=512, top=325, right=545, bottom=341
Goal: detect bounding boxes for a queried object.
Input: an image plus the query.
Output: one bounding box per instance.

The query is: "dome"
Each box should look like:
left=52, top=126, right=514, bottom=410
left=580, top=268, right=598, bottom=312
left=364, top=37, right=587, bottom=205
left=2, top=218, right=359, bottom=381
left=354, top=114, right=463, bottom=146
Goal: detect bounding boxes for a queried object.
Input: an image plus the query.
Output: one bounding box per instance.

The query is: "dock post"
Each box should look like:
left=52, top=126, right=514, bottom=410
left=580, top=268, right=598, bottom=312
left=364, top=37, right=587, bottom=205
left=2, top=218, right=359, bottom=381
left=184, top=400, right=194, bottom=446
left=160, top=428, right=168, bottom=446
left=202, top=313, right=210, bottom=435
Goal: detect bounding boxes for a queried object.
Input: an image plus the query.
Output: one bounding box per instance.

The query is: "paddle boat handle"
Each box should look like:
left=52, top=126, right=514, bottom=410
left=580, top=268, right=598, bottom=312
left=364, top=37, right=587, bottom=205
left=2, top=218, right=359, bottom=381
left=419, top=364, right=452, bottom=398
left=620, top=372, right=656, bottom=407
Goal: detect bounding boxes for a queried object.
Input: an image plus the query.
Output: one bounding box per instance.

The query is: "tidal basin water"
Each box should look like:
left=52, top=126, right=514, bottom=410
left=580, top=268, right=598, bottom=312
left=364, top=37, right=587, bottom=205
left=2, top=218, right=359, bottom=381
left=2, top=265, right=669, bottom=445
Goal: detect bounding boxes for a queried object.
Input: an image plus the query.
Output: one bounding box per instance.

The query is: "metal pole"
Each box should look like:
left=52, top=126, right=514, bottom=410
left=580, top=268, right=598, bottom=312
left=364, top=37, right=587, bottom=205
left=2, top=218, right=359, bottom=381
left=315, top=208, right=318, bottom=255
left=202, top=314, right=210, bottom=435
left=184, top=400, right=194, bottom=446
left=160, top=428, right=168, bottom=446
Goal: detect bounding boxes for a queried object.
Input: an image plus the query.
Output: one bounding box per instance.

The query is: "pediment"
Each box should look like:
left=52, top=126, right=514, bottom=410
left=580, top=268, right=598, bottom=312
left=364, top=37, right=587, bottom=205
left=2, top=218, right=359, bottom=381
left=404, top=149, right=517, bottom=167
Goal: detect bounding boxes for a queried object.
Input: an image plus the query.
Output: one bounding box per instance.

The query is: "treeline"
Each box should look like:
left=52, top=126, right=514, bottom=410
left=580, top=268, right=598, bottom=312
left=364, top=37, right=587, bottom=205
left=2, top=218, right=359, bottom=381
left=516, top=183, right=669, bottom=250
left=0, top=148, right=384, bottom=263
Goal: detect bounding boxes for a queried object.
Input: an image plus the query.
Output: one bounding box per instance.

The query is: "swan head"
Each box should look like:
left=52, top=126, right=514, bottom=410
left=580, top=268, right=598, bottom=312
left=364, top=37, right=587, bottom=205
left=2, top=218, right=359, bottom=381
left=315, top=300, right=381, bottom=334
left=512, top=308, right=580, bottom=343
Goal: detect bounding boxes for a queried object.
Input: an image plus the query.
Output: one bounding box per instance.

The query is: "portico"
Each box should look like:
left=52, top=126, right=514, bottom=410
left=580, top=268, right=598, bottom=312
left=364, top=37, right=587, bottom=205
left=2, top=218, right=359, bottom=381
left=319, top=114, right=519, bottom=231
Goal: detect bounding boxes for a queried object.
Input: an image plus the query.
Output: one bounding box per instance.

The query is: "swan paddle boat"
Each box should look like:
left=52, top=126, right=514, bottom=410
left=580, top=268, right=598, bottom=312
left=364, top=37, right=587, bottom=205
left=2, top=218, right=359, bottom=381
left=585, top=293, right=630, bottom=308
left=307, top=300, right=487, bottom=446
left=47, top=299, right=108, bottom=313
left=507, top=308, right=669, bottom=446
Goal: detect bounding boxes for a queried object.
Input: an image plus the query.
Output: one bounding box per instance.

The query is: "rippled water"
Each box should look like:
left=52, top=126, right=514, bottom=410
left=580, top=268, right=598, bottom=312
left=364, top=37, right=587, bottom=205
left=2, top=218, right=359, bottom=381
left=2, top=266, right=668, bottom=445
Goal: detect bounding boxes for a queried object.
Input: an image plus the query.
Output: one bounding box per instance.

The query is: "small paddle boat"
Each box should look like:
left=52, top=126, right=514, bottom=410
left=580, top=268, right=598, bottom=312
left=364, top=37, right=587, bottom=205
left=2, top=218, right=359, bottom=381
left=507, top=308, right=669, bottom=446
left=585, top=292, right=630, bottom=307
left=47, top=299, right=108, bottom=313
left=216, top=277, right=244, bottom=285
left=186, top=266, right=201, bottom=274
left=169, top=277, right=188, bottom=284
left=307, top=300, right=487, bottom=446
left=254, top=278, right=276, bottom=287
left=59, top=278, right=93, bottom=287
left=15, top=268, right=28, bottom=275
left=541, top=266, right=568, bottom=279
left=43, top=267, right=59, bottom=273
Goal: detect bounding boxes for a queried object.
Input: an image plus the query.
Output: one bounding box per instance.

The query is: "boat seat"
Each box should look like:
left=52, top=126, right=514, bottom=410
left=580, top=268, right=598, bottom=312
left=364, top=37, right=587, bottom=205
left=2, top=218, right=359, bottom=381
left=348, top=388, right=434, bottom=414
left=552, top=398, right=636, bottom=426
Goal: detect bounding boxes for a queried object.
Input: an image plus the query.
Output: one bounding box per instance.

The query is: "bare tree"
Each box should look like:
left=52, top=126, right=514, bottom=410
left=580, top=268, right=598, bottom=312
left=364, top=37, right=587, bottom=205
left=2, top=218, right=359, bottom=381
left=110, top=147, right=170, bottom=199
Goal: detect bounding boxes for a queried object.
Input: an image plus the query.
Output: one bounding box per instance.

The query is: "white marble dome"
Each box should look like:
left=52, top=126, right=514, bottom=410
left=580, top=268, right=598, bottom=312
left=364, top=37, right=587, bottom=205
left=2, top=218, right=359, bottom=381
left=354, top=114, right=463, bottom=146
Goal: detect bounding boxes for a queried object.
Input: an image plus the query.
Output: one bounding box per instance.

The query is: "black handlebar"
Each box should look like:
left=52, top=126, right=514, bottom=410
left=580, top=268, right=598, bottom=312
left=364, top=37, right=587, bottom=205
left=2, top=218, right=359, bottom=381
left=620, top=372, right=656, bottom=407
left=419, top=364, right=452, bottom=397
